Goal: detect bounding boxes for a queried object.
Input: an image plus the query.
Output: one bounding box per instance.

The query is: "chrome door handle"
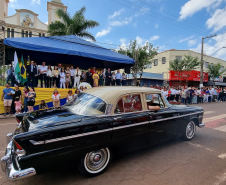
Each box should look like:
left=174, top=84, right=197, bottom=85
left=114, top=117, right=122, bottom=121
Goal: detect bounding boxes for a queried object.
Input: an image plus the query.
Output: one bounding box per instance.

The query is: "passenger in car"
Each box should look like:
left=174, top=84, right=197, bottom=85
left=148, top=105, right=160, bottom=111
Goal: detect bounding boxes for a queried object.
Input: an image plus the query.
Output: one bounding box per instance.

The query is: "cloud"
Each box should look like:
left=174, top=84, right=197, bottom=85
left=136, top=36, right=143, bottom=45
left=190, top=31, right=226, bottom=60
left=179, top=0, right=221, bottom=20
left=188, top=39, right=197, bottom=46
left=154, top=23, right=159, bottom=28
left=120, top=38, right=128, bottom=49
left=206, top=6, right=226, bottom=32
left=96, top=27, right=112, bottom=37
left=150, top=35, right=160, bottom=41
left=45, top=22, right=48, bottom=25
left=31, top=0, right=41, bottom=5
left=178, top=35, right=194, bottom=43
left=135, top=7, right=150, bottom=17
left=109, top=17, right=132, bottom=26
left=108, top=9, right=124, bottom=19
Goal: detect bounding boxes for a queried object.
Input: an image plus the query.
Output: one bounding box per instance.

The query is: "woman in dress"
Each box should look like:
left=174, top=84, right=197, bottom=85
left=11, top=85, right=22, bottom=114
left=39, top=100, right=48, bottom=110
left=23, top=87, right=29, bottom=113
left=27, top=87, right=36, bottom=113
left=99, top=70, right=104, bottom=86
left=60, top=69, right=66, bottom=89
left=181, top=88, right=186, bottom=104
left=192, top=88, right=197, bottom=104
left=52, top=66, right=59, bottom=88
left=46, top=65, right=52, bottom=88
left=65, top=67, right=71, bottom=89
left=122, top=73, right=127, bottom=86
left=66, top=90, right=73, bottom=102
left=111, top=72, right=116, bottom=86
left=93, top=71, right=99, bottom=87
left=52, top=89, right=61, bottom=108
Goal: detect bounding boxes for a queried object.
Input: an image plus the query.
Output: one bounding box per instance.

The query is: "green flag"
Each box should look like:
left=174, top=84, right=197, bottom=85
left=15, top=54, right=27, bottom=85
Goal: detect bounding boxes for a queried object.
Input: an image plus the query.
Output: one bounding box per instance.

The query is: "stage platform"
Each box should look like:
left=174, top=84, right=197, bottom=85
left=0, top=87, right=71, bottom=114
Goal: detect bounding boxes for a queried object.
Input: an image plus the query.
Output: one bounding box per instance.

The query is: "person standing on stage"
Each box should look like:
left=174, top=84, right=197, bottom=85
left=39, top=62, right=47, bottom=88
left=91, top=67, right=96, bottom=74
left=34, top=63, right=39, bottom=87
left=86, top=68, right=93, bottom=86
left=60, top=68, right=66, bottom=89
left=52, top=66, right=59, bottom=88
left=99, top=70, right=104, bottom=86
left=65, top=67, right=71, bottom=89
left=57, top=64, right=62, bottom=88
left=69, top=66, right=74, bottom=88
left=27, top=61, right=37, bottom=87
left=93, top=71, right=99, bottom=87
left=6, top=66, right=13, bottom=86
left=74, top=67, right=81, bottom=89
left=46, top=65, right=52, bottom=88
left=105, top=68, right=112, bottom=86
left=122, top=73, right=127, bottom=86
left=115, top=69, right=122, bottom=86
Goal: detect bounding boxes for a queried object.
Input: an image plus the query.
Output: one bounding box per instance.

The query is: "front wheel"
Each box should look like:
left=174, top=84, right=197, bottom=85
left=181, top=120, right=196, bottom=141
left=78, top=147, right=111, bottom=176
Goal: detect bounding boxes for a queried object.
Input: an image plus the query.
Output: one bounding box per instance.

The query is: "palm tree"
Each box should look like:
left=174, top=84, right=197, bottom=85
left=48, top=6, right=99, bottom=41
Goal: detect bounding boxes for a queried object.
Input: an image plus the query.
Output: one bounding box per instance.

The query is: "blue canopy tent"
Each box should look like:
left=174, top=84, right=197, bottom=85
left=4, top=35, right=134, bottom=70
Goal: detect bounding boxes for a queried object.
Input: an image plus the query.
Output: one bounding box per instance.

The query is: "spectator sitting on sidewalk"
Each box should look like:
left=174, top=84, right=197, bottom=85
left=1, top=83, right=14, bottom=116
left=39, top=100, right=48, bottom=110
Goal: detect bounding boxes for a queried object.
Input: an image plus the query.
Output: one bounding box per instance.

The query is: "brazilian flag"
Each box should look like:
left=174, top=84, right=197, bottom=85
left=15, top=54, right=27, bottom=85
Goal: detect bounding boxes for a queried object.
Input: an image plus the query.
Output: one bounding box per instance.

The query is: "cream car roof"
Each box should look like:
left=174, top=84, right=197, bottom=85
left=82, top=87, right=161, bottom=104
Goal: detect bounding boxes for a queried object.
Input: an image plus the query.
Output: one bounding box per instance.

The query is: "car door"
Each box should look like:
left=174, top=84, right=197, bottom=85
left=145, top=93, right=178, bottom=145
left=112, top=94, right=150, bottom=153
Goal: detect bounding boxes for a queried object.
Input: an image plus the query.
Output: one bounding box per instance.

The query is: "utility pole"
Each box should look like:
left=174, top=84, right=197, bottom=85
left=200, top=34, right=217, bottom=88
left=0, top=20, right=5, bottom=86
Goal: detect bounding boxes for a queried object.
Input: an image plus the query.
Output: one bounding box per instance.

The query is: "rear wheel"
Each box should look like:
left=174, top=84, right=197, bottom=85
left=78, top=147, right=111, bottom=176
left=181, top=120, right=196, bottom=141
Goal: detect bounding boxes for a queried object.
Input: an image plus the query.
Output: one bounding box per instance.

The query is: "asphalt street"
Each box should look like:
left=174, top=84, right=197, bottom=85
left=0, top=102, right=226, bottom=185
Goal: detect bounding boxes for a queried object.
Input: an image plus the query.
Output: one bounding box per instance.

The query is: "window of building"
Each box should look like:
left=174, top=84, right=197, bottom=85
left=205, top=62, right=209, bottom=68
left=42, top=33, right=45, bottom=37
left=162, top=57, right=166, bottom=64
left=154, top=59, right=158, bottom=66
left=29, top=31, right=32, bottom=37
left=175, top=56, right=182, bottom=61
left=114, top=94, right=142, bottom=114
left=7, top=28, right=10, bottom=38
left=210, top=63, right=213, bottom=67
left=145, top=63, right=152, bottom=69
left=25, top=31, right=28, bottom=37
left=11, top=29, right=14, bottom=38
left=21, top=30, right=24, bottom=37
left=39, top=33, right=41, bottom=37
left=220, top=66, right=224, bottom=72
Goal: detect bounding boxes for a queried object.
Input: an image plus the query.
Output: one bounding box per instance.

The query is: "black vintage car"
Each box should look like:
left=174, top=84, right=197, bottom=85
left=1, top=87, right=204, bottom=181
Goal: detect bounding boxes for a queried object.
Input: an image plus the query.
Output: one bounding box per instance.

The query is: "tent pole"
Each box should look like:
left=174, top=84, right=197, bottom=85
left=0, top=20, right=5, bottom=86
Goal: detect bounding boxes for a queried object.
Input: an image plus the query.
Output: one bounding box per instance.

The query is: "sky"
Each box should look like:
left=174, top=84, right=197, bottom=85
left=7, top=0, right=226, bottom=61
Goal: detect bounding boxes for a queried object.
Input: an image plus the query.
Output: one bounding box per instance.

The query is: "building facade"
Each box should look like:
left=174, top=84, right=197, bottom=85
left=0, top=0, right=67, bottom=38
left=144, top=49, right=226, bottom=86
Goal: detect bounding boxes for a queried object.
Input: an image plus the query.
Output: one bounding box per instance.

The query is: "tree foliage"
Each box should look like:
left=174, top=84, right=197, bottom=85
left=116, top=40, right=158, bottom=86
left=47, top=7, right=99, bottom=41
left=168, top=55, right=201, bottom=85
left=207, top=63, right=226, bottom=79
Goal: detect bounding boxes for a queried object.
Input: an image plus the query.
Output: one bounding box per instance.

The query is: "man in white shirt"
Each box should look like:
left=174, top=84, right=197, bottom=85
left=209, top=87, right=214, bottom=102
left=70, top=66, right=75, bottom=88
left=39, top=62, right=47, bottom=88
left=170, top=87, right=176, bottom=101
left=74, top=67, right=81, bottom=88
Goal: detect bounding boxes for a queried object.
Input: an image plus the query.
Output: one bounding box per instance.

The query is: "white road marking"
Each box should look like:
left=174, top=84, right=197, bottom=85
left=214, top=172, right=226, bottom=185
left=185, top=142, right=215, bottom=153
left=203, top=114, right=226, bottom=123
left=204, top=111, right=215, bottom=115
left=218, top=154, right=226, bottom=159
left=215, top=125, right=226, bottom=133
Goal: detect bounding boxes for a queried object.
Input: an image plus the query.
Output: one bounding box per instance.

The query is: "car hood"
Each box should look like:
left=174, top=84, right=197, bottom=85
left=22, top=108, right=83, bottom=131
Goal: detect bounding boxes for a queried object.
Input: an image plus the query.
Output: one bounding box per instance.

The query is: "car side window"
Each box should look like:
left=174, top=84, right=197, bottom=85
left=114, top=94, right=142, bottom=114
left=145, top=94, right=165, bottom=108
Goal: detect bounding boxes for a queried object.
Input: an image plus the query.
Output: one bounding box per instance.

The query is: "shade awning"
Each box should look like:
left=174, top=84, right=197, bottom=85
left=4, top=35, right=134, bottom=70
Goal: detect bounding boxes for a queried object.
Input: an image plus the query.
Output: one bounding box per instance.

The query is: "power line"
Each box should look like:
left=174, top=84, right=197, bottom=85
left=111, top=0, right=212, bottom=36
left=137, top=0, right=211, bottom=35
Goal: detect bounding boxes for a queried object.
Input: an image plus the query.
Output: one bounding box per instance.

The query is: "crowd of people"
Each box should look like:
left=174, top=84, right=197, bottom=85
left=1, top=82, right=89, bottom=117
left=147, top=84, right=226, bottom=104
left=6, top=62, right=128, bottom=88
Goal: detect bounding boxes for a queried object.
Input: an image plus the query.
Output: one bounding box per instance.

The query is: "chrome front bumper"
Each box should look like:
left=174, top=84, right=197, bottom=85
left=1, top=133, right=36, bottom=181
left=199, top=123, right=205, bottom=128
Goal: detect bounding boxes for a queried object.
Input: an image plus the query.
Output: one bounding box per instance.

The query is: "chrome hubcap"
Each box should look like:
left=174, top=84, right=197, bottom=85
left=186, top=122, right=195, bottom=139
left=85, top=149, right=108, bottom=172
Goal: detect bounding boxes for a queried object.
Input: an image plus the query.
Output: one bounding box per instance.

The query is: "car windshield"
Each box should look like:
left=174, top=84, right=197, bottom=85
left=64, top=93, right=107, bottom=115
left=162, top=95, right=172, bottom=107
